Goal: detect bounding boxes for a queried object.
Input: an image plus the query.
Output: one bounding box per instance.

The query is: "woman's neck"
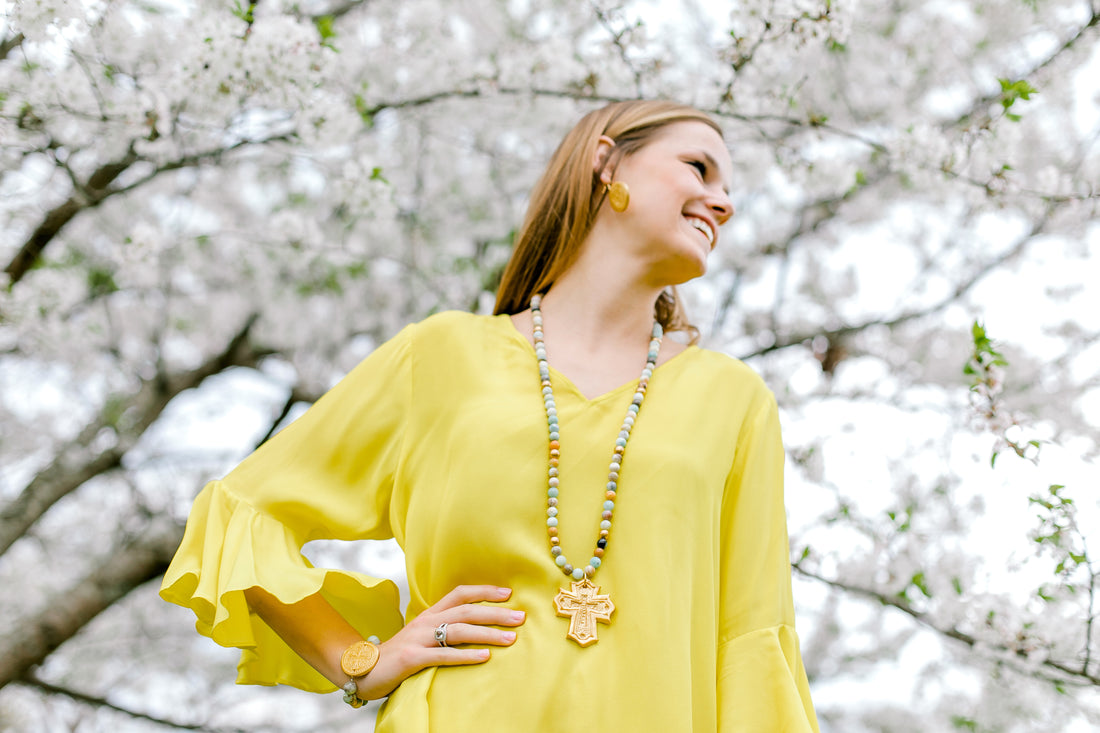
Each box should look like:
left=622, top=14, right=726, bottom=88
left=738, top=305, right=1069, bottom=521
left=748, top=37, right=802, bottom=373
left=539, top=272, right=661, bottom=352
left=537, top=230, right=666, bottom=351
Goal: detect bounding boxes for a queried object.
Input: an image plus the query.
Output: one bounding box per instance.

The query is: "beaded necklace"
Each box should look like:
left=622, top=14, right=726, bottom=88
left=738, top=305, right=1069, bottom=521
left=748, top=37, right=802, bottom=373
left=529, top=293, right=663, bottom=646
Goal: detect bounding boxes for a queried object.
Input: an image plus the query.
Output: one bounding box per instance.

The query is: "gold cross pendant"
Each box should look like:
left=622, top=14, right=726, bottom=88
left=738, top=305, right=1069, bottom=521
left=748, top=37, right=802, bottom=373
left=553, top=578, right=614, bottom=646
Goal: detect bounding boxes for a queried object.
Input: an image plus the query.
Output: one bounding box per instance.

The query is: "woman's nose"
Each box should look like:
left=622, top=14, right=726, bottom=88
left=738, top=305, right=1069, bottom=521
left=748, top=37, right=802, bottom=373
left=709, top=192, right=734, bottom=225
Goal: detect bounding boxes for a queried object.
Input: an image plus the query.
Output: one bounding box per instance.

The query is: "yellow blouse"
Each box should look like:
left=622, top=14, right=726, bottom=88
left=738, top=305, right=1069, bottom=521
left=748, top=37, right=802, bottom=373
left=161, top=311, right=819, bottom=732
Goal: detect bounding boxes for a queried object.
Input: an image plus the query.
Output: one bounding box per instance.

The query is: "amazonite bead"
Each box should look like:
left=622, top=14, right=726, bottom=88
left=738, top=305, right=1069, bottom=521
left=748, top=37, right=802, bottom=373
left=529, top=294, right=661, bottom=587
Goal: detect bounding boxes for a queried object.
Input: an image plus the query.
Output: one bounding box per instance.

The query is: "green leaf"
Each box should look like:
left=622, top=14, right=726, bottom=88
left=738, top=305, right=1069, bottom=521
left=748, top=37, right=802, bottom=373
left=87, top=267, right=119, bottom=297
left=314, top=15, right=338, bottom=49
left=231, top=1, right=256, bottom=23
left=951, top=715, right=978, bottom=731
left=354, top=93, right=373, bottom=127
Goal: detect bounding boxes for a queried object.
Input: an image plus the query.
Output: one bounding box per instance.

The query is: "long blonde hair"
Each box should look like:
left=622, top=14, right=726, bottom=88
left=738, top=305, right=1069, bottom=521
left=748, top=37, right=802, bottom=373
left=493, top=100, right=723, bottom=339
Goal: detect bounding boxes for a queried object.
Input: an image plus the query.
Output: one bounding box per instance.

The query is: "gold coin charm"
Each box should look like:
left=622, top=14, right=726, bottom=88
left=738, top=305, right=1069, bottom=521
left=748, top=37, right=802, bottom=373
left=340, top=639, right=380, bottom=678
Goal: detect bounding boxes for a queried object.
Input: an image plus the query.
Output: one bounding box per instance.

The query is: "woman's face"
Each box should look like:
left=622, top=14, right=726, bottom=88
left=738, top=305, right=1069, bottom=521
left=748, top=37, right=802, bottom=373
left=598, top=120, right=734, bottom=285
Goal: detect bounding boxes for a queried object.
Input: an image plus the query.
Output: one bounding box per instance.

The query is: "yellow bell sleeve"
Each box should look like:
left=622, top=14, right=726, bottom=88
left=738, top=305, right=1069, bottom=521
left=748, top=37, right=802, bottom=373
left=718, top=387, right=820, bottom=732
left=160, top=324, right=413, bottom=692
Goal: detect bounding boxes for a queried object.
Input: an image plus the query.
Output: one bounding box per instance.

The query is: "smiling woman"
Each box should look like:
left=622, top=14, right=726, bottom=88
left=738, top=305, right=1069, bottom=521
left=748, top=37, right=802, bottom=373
left=160, top=100, right=819, bottom=732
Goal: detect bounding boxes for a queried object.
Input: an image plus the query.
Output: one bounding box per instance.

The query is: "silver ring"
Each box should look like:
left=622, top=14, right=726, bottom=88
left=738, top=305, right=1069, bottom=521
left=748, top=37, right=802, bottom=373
left=434, top=622, right=449, bottom=647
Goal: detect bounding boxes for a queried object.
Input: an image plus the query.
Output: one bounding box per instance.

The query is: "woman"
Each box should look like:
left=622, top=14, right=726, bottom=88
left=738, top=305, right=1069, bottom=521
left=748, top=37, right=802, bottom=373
left=161, top=100, right=819, bottom=731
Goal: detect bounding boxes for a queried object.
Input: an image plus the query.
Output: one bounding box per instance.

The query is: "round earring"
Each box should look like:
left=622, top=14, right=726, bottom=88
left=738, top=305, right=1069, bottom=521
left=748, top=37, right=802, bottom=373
left=606, top=181, right=630, bottom=212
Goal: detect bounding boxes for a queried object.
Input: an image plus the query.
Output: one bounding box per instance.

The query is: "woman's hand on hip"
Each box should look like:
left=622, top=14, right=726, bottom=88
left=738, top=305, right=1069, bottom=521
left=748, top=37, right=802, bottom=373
left=355, top=585, right=524, bottom=700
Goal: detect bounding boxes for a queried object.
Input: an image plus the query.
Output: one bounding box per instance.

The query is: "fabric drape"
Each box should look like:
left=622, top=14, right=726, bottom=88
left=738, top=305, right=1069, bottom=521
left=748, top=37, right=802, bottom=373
left=161, top=311, right=819, bottom=732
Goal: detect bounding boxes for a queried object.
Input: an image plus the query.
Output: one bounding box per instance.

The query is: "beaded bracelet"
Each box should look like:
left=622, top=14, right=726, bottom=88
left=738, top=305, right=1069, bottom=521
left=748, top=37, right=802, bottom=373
left=340, top=635, right=381, bottom=709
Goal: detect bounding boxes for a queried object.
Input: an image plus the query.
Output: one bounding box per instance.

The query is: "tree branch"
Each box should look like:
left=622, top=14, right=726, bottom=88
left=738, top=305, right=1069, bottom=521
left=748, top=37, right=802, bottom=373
left=3, top=134, right=295, bottom=286
left=0, top=520, right=183, bottom=689
left=0, top=32, right=25, bottom=61
left=15, top=674, right=250, bottom=732
left=307, top=0, right=372, bottom=19
left=3, top=147, right=139, bottom=285
left=738, top=205, right=1055, bottom=360
left=793, top=563, right=1100, bottom=687
left=0, top=380, right=319, bottom=693
left=0, top=315, right=267, bottom=557
left=951, top=5, right=1100, bottom=130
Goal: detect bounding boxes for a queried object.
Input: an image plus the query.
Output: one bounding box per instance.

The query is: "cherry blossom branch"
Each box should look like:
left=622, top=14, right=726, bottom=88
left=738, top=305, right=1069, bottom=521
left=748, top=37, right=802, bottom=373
left=792, top=562, right=1100, bottom=687
left=0, top=32, right=25, bottom=61
left=3, top=133, right=294, bottom=286
left=589, top=1, right=647, bottom=98
left=3, top=146, right=138, bottom=284
left=15, top=675, right=250, bottom=732
left=951, top=3, right=1100, bottom=130
left=0, top=315, right=268, bottom=556
left=738, top=203, right=1055, bottom=360
left=0, top=383, right=302, bottom=692
left=301, top=0, right=373, bottom=20
left=0, top=521, right=183, bottom=689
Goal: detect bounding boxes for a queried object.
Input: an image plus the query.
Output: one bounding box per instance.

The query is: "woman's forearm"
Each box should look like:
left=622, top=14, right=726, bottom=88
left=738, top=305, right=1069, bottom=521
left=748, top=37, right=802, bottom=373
left=243, top=586, right=363, bottom=689
left=242, top=584, right=524, bottom=702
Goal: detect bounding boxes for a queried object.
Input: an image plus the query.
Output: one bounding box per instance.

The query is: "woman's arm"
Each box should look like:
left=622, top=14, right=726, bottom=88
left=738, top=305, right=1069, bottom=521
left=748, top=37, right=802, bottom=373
left=243, top=584, right=525, bottom=701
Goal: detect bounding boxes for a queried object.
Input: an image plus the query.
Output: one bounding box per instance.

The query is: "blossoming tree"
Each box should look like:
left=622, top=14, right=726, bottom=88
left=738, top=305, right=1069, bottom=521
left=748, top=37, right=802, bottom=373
left=2, top=0, right=1098, bottom=730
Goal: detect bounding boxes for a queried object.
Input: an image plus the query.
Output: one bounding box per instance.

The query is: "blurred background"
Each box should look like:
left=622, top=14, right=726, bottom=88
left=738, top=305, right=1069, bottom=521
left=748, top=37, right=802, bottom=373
left=2, top=0, right=1099, bottom=730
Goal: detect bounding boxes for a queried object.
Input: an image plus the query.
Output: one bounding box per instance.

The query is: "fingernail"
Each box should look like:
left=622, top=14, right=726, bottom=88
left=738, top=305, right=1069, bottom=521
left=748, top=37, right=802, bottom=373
left=478, top=649, right=491, bottom=659
left=497, top=587, right=512, bottom=598
left=511, top=610, right=526, bottom=622
left=502, top=631, right=516, bottom=643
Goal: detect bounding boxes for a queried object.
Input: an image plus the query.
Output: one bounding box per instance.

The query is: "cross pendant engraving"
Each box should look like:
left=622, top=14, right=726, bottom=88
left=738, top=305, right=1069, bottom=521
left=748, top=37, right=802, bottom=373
left=553, top=578, right=614, bottom=646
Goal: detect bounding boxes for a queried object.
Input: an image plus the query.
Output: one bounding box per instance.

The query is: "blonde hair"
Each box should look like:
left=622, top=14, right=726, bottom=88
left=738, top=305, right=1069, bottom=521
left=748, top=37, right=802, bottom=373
left=493, top=100, right=723, bottom=340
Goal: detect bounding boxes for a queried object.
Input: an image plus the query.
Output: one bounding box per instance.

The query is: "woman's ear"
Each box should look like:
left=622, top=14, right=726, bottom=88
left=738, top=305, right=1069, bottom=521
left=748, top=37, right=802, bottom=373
left=592, top=135, right=616, bottom=184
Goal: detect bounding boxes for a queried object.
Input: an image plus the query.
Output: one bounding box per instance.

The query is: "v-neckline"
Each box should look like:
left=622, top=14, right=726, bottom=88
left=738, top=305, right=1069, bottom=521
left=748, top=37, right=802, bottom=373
left=496, top=313, right=697, bottom=404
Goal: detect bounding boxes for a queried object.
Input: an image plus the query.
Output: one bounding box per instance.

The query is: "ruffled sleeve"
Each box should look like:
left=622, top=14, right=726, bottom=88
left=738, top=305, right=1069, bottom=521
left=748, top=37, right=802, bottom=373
left=718, top=387, right=819, bottom=732
left=159, top=324, right=414, bottom=692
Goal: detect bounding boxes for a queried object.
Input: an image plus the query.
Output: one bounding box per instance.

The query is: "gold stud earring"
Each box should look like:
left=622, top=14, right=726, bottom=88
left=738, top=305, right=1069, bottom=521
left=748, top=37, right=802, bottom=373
left=606, top=181, right=630, bottom=212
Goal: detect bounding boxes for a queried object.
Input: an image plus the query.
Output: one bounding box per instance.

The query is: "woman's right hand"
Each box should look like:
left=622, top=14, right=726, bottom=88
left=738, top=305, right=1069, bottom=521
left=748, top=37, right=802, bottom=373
left=355, top=585, right=525, bottom=701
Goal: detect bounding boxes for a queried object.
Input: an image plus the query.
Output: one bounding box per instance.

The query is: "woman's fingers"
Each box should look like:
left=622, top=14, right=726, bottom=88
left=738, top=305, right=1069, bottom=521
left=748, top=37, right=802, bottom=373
left=432, top=622, right=518, bottom=648
left=426, top=647, right=493, bottom=666
left=428, top=584, right=512, bottom=612
left=353, top=586, right=523, bottom=700
left=440, top=604, right=526, bottom=628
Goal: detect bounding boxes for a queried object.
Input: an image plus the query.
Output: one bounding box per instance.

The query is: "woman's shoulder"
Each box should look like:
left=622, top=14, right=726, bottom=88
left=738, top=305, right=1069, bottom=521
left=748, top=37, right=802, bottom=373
left=401, top=310, right=511, bottom=355
left=409, top=310, right=500, bottom=337
left=676, top=344, right=777, bottom=409
left=686, top=343, right=768, bottom=384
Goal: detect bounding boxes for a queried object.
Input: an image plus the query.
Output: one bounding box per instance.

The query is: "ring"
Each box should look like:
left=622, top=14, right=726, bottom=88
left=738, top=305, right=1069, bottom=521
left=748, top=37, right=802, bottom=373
left=434, top=622, right=449, bottom=648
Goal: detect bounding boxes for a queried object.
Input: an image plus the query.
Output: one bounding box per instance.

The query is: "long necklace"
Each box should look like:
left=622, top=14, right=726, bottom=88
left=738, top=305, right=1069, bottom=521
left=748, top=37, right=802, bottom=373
left=529, top=293, right=662, bottom=646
